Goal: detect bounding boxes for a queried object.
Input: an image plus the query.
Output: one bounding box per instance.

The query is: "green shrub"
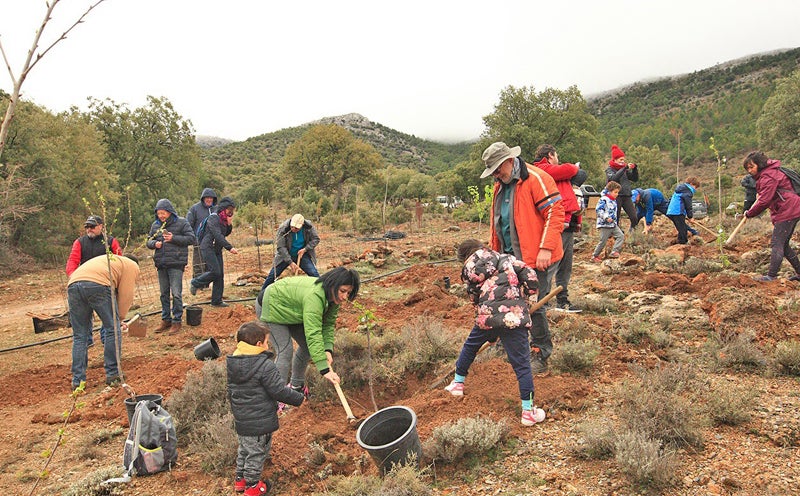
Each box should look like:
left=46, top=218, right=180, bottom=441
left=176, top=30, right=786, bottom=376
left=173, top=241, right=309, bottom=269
left=395, top=316, right=461, bottom=373
left=62, top=466, right=125, bottom=496
left=352, top=205, right=383, bottom=234
left=614, top=430, right=677, bottom=489
left=773, top=340, right=800, bottom=376
left=167, top=361, right=229, bottom=439
left=551, top=338, right=599, bottom=374
left=620, top=315, right=651, bottom=344
left=318, top=461, right=430, bottom=496
left=423, top=416, right=509, bottom=463
left=388, top=204, right=413, bottom=225
left=650, top=330, right=673, bottom=349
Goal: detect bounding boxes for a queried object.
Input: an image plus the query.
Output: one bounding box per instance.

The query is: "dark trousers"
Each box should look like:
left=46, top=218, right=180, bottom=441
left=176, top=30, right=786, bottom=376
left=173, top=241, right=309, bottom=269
left=236, top=433, right=273, bottom=486
left=455, top=325, right=534, bottom=401
left=261, top=254, right=319, bottom=289
left=668, top=214, right=689, bottom=244
left=532, top=264, right=557, bottom=359
left=555, top=231, right=574, bottom=304
left=192, top=248, right=225, bottom=304
left=769, top=218, right=800, bottom=277
left=616, top=195, right=639, bottom=230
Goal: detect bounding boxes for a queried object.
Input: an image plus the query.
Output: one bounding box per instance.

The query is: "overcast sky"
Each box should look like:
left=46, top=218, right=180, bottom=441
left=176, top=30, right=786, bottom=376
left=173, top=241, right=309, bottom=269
left=2, top=0, right=800, bottom=143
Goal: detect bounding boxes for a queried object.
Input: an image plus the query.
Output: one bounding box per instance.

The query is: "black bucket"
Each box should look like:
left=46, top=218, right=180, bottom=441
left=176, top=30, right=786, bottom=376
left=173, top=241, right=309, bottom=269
left=124, top=394, right=163, bottom=424
left=194, top=337, right=220, bottom=361
left=356, top=406, right=421, bottom=475
left=185, top=305, right=203, bottom=326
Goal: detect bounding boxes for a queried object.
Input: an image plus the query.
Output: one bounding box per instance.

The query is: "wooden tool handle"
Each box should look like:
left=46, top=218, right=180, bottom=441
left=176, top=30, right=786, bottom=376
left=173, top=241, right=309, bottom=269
left=333, top=382, right=356, bottom=420
left=725, top=216, right=748, bottom=246
left=530, top=285, right=563, bottom=312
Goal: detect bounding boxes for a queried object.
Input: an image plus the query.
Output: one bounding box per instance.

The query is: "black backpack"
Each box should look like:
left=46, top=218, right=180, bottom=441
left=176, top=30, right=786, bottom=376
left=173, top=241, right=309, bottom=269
left=780, top=167, right=800, bottom=196
left=195, top=213, right=217, bottom=242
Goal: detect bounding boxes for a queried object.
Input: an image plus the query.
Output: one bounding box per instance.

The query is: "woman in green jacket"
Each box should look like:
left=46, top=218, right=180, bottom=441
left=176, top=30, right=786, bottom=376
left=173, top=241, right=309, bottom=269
left=259, top=267, right=360, bottom=395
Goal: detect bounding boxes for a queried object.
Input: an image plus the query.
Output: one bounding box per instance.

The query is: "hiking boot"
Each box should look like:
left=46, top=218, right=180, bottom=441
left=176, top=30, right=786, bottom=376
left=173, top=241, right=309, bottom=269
left=755, top=275, right=776, bottom=282
left=608, top=251, right=620, bottom=259
left=521, top=407, right=546, bottom=426
left=444, top=380, right=465, bottom=396
left=168, top=322, right=182, bottom=334
left=591, top=255, right=602, bottom=263
left=189, top=283, right=198, bottom=296
left=789, top=274, right=800, bottom=282
left=234, top=476, right=246, bottom=493
left=211, top=301, right=229, bottom=307
left=154, top=320, right=171, bottom=334
left=243, top=480, right=271, bottom=496
left=105, top=376, right=121, bottom=387
left=530, top=354, right=549, bottom=375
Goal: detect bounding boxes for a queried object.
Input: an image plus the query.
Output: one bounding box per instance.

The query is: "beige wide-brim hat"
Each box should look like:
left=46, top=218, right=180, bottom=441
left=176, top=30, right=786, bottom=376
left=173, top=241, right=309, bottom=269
left=290, top=213, right=305, bottom=228
left=480, top=142, right=521, bottom=178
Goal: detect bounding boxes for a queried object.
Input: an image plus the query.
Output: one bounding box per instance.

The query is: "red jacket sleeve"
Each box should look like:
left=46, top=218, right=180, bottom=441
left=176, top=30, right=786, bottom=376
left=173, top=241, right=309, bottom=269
left=66, top=239, right=81, bottom=276
left=111, top=238, right=123, bottom=255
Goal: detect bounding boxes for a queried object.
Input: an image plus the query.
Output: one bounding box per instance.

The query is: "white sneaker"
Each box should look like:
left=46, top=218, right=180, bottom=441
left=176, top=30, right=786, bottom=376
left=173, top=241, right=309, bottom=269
left=444, top=381, right=464, bottom=396
left=521, top=407, right=546, bottom=426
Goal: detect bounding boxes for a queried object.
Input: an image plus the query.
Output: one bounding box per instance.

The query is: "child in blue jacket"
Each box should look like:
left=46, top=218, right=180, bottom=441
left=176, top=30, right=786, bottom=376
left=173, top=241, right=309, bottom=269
left=666, top=177, right=701, bottom=244
left=592, top=181, right=624, bottom=261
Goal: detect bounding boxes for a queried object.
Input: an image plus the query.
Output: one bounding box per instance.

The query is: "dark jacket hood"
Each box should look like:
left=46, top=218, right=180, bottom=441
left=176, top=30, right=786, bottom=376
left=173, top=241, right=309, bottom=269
left=200, top=188, right=218, bottom=204
left=154, top=198, right=178, bottom=220
left=227, top=350, right=275, bottom=384
left=216, top=196, right=236, bottom=212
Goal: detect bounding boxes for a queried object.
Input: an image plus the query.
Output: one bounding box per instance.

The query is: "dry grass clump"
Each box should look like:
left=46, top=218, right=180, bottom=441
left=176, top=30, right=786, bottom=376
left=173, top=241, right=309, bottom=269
left=573, top=421, right=616, bottom=460
left=318, top=461, right=431, bottom=496
left=773, top=340, right=800, bottom=376
left=714, top=331, right=767, bottom=371
left=167, top=360, right=229, bottom=438
left=551, top=338, right=599, bottom=374
left=681, top=256, right=723, bottom=277
left=305, top=441, right=327, bottom=467
left=617, top=364, right=706, bottom=449
left=614, top=430, right=677, bottom=489
left=166, top=361, right=237, bottom=475
left=580, top=295, right=619, bottom=314
left=62, top=466, right=125, bottom=496
left=706, top=383, right=757, bottom=426
left=620, top=315, right=651, bottom=344
left=422, top=416, right=509, bottom=463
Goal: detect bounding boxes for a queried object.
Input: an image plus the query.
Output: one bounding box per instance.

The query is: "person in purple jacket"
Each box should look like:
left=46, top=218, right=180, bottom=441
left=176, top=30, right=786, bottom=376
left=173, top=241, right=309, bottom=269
left=743, top=151, right=800, bottom=282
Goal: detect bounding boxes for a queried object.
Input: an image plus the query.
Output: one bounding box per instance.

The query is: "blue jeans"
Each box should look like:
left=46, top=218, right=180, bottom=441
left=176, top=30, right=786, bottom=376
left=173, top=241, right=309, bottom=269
left=192, top=248, right=225, bottom=305
left=455, top=325, right=534, bottom=401
left=68, top=281, right=121, bottom=388
left=261, top=253, right=319, bottom=289
left=158, top=267, right=185, bottom=323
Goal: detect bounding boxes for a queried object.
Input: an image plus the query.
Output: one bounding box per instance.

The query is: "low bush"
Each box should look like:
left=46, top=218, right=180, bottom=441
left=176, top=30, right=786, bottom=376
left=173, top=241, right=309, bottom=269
left=616, top=364, right=706, bottom=448
left=187, top=412, right=238, bottom=476
left=706, top=383, right=756, bottom=426
left=423, top=416, right=509, bottom=463
left=773, top=340, right=800, bottom=376
left=614, top=430, right=677, bottom=489
left=620, top=315, right=651, bottom=344
left=716, top=331, right=767, bottom=371
left=62, top=466, right=125, bottom=496
left=319, top=461, right=430, bottom=496
left=574, top=421, right=616, bottom=459
left=551, top=338, right=599, bottom=374
left=650, top=329, right=673, bottom=349
left=166, top=361, right=229, bottom=439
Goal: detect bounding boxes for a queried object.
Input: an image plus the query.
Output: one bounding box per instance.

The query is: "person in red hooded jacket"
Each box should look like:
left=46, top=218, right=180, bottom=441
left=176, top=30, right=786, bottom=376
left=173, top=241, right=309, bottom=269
left=532, top=144, right=583, bottom=313
left=743, top=151, right=800, bottom=282
left=605, top=144, right=639, bottom=231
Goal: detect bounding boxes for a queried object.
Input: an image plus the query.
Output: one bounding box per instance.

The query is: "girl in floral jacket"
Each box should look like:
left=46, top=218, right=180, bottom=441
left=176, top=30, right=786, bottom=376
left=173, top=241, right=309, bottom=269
left=443, top=239, right=546, bottom=426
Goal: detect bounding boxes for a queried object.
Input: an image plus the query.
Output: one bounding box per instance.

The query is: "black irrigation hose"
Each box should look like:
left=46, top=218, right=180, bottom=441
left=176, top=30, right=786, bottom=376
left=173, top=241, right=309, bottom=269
left=0, top=258, right=459, bottom=354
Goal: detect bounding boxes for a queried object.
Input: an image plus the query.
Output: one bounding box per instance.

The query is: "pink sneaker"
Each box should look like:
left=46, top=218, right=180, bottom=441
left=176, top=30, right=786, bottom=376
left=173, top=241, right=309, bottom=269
left=444, top=380, right=464, bottom=396
left=521, top=407, right=546, bottom=426
left=591, top=256, right=602, bottom=263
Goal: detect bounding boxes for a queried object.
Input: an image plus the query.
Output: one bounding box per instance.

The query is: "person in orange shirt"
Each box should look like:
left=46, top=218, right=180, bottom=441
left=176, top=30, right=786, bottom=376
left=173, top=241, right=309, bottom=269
left=481, top=142, right=565, bottom=375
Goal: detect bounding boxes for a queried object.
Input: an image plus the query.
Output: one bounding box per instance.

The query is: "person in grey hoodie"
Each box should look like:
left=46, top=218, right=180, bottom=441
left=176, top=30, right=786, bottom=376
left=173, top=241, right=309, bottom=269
left=146, top=199, right=196, bottom=334
left=186, top=188, right=218, bottom=278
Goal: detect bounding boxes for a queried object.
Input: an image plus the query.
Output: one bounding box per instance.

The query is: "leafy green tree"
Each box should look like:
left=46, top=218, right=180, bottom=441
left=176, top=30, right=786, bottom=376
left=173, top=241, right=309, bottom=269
left=481, top=85, right=602, bottom=181
left=0, top=102, right=113, bottom=260
left=435, top=160, right=486, bottom=204
left=87, top=96, right=203, bottom=233
left=283, top=124, right=381, bottom=210
left=625, top=144, right=665, bottom=189
left=757, top=69, right=800, bottom=168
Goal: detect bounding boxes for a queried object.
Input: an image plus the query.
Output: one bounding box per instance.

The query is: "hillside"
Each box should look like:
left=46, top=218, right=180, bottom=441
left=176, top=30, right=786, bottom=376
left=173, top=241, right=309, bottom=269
left=589, top=47, right=800, bottom=166
left=200, top=113, right=472, bottom=192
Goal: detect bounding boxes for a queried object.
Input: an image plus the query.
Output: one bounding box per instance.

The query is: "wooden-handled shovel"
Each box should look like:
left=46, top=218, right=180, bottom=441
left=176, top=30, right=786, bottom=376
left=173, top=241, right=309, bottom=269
left=724, top=216, right=748, bottom=246
left=333, top=381, right=359, bottom=425
left=428, top=285, right=564, bottom=390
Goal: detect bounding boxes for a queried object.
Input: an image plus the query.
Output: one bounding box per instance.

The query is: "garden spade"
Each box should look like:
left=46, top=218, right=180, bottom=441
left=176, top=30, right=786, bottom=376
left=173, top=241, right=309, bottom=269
left=333, top=381, right=361, bottom=427
left=427, top=285, right=563, bottom=390
left=724, top=216, right=748, bottom=246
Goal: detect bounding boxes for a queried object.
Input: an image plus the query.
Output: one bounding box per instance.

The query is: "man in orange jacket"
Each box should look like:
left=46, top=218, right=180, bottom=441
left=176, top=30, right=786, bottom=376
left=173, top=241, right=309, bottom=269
left=481, top=142, right=565, bottom=374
